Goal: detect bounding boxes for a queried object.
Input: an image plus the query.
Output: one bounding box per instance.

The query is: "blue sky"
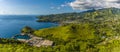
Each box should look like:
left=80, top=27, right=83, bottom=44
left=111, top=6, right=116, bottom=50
left=1, top=0, right=120, bottom=15
left=0, top=0, right=81, bottom=15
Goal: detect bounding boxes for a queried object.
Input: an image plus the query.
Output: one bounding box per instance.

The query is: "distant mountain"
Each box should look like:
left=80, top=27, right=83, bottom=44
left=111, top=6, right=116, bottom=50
left=82, top=8, right=120, bottom=14
left=37, top=8, right=120, bottom=23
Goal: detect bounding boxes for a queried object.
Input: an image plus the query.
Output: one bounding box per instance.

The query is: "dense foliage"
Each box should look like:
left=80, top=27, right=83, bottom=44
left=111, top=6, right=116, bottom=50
left=35, top=8, right=120, bottom=52
left=21, top=26, right=35, bottom=34
left=0, top=38, right=55, bottom=52
left=34, top=23, right=120, bottom=52
left=1, top=8, right=120, bottom=52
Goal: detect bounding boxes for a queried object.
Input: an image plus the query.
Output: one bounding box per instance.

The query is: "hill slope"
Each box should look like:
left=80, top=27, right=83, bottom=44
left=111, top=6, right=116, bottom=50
left=33, top=8, right=120, bottom=52
left=1, top=8, right=120, bottom=52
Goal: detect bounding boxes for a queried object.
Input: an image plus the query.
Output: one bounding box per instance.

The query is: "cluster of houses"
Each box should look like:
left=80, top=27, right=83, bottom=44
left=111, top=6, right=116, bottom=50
left=14, top=34, right=53, bottom=47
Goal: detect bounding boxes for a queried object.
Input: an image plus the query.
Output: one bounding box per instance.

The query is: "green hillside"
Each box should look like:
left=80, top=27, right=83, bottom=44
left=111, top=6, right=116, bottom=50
left=33, top=23, right=120, bottom=52
left=1, top=8, right=120, bottom=52
left=34, top=8, right=120, bottom=52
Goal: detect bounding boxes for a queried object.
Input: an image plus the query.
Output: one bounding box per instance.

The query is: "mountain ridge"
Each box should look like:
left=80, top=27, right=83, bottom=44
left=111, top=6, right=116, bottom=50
left=37, top=8, right=120, bottom=23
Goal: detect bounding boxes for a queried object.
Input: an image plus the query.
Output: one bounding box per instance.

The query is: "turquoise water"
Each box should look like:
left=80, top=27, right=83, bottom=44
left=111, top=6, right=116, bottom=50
left=0, top=15, right=58, bottom=38
left=13, top=35, right=31, bottom=40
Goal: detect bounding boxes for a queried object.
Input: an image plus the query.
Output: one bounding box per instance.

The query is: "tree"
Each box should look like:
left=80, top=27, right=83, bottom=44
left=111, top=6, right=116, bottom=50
left=21, top=26, right=34, bottom=34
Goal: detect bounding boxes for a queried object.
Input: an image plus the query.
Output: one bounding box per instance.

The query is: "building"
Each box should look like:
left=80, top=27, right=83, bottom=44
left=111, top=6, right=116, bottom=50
left=14, top=34, right=53, bottom=47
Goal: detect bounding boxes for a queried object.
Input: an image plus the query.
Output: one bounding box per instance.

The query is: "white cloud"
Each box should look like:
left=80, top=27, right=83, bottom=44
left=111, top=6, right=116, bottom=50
left=61, top=4, right=67, bottom=7
left=50, top=6, right=61, bottom=10
left=50, top=2, right=69, bottom=10
left=61, top=3, right=68, bottom=7
left=69, top=0, right=120, bottom=10
left=50, top=7, right=55, bottom=9
left=57, top=7, right=61, bottom=10
left=0, top=10, right=6, bottom=14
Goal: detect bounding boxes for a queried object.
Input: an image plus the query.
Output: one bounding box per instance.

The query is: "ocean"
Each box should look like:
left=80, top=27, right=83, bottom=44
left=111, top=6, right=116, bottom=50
left=0, top=15, right=58, bottom=38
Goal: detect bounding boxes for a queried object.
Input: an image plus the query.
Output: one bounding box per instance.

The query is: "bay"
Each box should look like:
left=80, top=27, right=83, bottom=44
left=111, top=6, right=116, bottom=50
left=0, top=15, right=58, bottom=38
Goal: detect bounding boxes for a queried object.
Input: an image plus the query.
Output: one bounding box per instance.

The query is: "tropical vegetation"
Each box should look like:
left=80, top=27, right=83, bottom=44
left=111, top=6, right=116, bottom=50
left=1, top=8, right=120, bottom=52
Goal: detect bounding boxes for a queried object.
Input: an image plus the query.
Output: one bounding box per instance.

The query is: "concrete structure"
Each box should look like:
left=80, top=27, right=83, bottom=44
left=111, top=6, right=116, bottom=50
left=17, top=34, right=53, bottom=47
left=42, top=40, right=53, bottom=46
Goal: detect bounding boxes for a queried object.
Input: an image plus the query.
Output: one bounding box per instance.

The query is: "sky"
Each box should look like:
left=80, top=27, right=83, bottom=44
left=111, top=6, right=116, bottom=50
left=0, top=0, right=77, bottom=15
left=0, top=0, right=120, bottom=15
left=70, top=0, right=120, bottom=10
